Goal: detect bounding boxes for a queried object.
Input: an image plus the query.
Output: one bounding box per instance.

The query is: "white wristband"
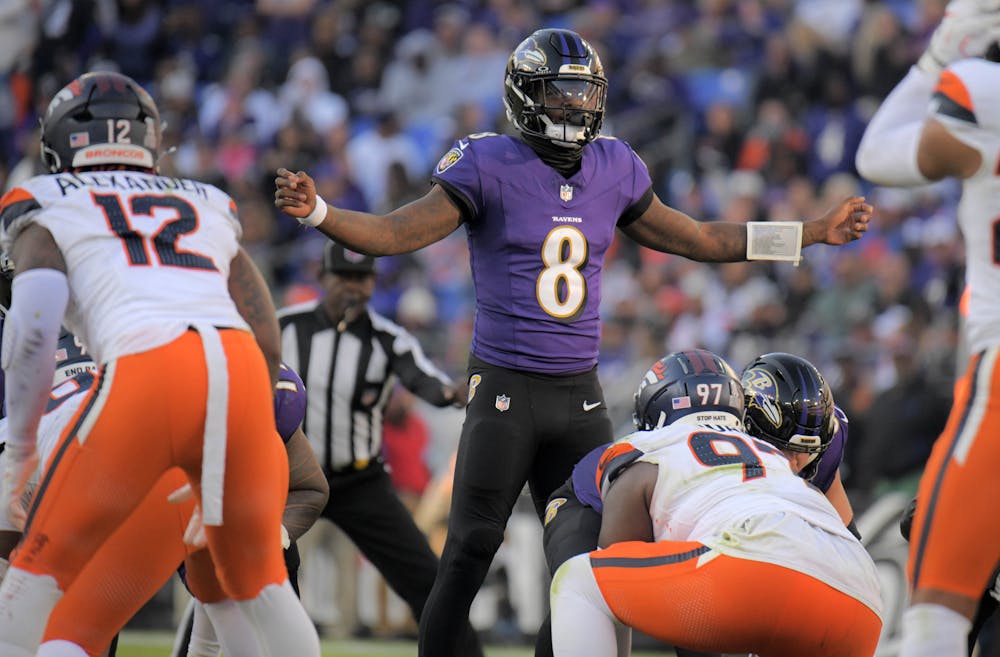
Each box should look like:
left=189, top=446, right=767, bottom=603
left=300, top=195, right=327, bottom=228
left=746, top=221, right=803, bottom=264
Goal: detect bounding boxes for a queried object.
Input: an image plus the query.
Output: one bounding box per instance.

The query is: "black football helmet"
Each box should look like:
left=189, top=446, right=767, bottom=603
left=633, top=349, right=744, bottom=431
left=740, top=352, right=836, bottom=456
left=503, top=28, right=607, bottom=148
left=40, top=71, right=161, bottom=173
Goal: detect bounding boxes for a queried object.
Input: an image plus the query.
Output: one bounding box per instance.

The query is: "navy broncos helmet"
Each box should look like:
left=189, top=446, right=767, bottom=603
left=40, top=71, right=161, bottom=173
left=503, top=28, right=607, bottom=147
left=740, top=352, right=836, bottom=456
left=633, top=349, right=744, bottom=431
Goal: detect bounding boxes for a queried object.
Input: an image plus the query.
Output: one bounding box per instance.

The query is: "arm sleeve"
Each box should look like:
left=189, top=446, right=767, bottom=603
left=617, top=144, right=653, bottom=228
left=2, top=270, right=69, bottom=452
left=855, top=66, right=936, bottom=186
left=430, top=138, right=483, bottom=222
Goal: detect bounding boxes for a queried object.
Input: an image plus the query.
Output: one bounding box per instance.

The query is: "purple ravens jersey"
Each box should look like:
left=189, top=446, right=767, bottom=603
left=432, top=134, right=651, bottom=374
left=809, top=405, right=848, bottom=493
left=274, top=363, right=306, bottom=444
left=571, top=442, right=611, bottom=513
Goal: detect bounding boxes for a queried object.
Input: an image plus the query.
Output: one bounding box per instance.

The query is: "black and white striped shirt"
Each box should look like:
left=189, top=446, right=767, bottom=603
left=278, top=301, right=454, bottom=473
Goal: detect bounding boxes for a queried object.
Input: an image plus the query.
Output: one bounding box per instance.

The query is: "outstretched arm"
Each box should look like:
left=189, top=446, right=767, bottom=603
left=274, top=168, right=463, bottom=256
left=621, top=194, right=872, bottom=262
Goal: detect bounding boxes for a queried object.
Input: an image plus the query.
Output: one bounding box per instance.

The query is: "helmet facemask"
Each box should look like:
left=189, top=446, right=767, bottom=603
left=507, top=73, right=606, bottom=148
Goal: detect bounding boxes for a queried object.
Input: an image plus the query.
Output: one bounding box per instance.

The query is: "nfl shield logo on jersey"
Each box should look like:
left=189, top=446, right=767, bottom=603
left=559, top=184, right=573, bottom=201
left=495, top=394, right=511, bottom=412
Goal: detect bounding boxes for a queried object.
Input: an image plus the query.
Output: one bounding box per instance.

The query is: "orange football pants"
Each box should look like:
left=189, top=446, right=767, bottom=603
left=591, top=540, right=882, bottom=657
left=909, top=347, right=1000, bottom=600
left=42, top=469, right=193, bottom=656
left=13, top=329, right=289, bottom=611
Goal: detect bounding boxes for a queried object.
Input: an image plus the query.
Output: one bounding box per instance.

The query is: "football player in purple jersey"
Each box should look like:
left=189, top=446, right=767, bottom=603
left=275, top=28, right=872, bottom=657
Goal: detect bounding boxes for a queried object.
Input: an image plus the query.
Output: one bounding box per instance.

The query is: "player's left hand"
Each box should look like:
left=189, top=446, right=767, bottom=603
left=814, top=196, right=872, bottom=245
left=2, top=443, right=38, bottom=531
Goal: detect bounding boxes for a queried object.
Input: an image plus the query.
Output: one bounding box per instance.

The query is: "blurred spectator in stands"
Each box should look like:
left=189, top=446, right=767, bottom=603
left=737, top=98, right=809, bottom=187
left=853, top=333, right=952, bottom=503
left=104, top=0, right=168, bottom=86
left=279, top=55, right=349, bottom=137
left=309, top=3, right=357, bottom=97
left=851, top=3, right=913, bottom=99
left=803, top=67, right=866, bottom=185
left=752, top=33, right=806, bottom=113
left=199, top=41, right=281, bottom=146
left=806, top=250, right=879, bottom=339
left=451, top=23, right=508, bottom=117
left=379, top=30, right=442, bottom=128
left=346, top=112, right=422, bottom=211
left=257, top=0, right=318, bottom=73
left=382, top=386, right=433, bottom=512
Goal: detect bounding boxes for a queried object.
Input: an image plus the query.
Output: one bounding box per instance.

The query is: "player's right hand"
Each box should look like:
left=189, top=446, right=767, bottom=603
left=2, top=443, right=38, bottom=531
left=274, top=168, right=318, bottom=220
left=918, top=0, right=1000, bottom=75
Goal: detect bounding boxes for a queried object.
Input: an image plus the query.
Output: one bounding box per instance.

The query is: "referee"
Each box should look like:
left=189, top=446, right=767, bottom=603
left=278, top=242, right=483, bottom=656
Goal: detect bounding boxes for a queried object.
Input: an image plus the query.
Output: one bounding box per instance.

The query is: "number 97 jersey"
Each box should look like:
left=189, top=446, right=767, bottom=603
left=0, top=171, right=249, bottom=364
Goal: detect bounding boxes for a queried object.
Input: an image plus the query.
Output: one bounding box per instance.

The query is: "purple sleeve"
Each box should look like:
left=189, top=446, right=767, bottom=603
left=624, top=142, right=652, bottom=207
left=571, top=443, right=612, bottom=513
left=430, top=137, right=482, bottom=217
left=273, top=363, right=306, bottom=444
left=811, top=405, right=848, bottom=493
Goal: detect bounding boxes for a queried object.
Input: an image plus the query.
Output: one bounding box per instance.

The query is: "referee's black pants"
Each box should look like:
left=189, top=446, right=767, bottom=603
left=322, top=460, right=484, bottom=657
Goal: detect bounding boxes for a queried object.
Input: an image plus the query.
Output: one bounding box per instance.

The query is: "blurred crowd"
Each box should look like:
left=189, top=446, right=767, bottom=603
left=0, top=0, right=963, bottom=507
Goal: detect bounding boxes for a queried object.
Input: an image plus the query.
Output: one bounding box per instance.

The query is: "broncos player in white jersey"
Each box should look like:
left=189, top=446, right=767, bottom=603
left=0, top=70, right=319, bottom=657
left=855, top=2, right=1000, bottom=655
left=549, top=349, right=882, bottom=657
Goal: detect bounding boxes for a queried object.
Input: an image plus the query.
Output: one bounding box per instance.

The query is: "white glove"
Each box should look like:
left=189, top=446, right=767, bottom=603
left=280, top=524, right=290, bottom=550
left=168, top=482, right=207, bottom=549
left=2, top=443, right=38, bottom=531
left=918, top=0, right=1000, bottom=75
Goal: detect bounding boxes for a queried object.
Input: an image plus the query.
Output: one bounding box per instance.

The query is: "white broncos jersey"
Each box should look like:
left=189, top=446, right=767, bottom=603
left=602, top=419, right=883, bottom=617
left=932, top=58, right=1000, bottom=354
left=0, top=373, right=95, bottom=532
left=0, top=172, right=249, bottom=364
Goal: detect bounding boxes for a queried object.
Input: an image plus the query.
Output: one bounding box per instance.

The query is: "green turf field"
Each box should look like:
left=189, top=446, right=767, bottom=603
left=117, top=631, right=681, bottom=656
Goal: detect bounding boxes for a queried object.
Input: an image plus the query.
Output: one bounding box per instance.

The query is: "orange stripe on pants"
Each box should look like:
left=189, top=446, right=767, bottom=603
left=909, top=348, right=1000, bottom=599
left=591, top=540, right=881, bottom=657
left=13, top=329, right=289, bottom=604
